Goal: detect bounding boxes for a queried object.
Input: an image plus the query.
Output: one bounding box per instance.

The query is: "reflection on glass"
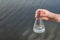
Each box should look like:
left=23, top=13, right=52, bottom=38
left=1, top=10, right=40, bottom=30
left=33, top=17, right=45, bottom=33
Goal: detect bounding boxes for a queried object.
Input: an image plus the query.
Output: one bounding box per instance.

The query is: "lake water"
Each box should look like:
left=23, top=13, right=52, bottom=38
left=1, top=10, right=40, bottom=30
left=0, top=0, right=60, bottom=40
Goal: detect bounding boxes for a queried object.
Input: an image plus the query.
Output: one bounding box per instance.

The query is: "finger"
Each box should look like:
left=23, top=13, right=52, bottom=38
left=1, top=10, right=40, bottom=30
left=41, top=17, right=48, bottom=20
left=35, top=9, right=48, bottom=19
left=35, top=9, right=41, bottom=18
left=40, top=11, right=48, bottom=17
left=42, top=17, right=56, bottom=21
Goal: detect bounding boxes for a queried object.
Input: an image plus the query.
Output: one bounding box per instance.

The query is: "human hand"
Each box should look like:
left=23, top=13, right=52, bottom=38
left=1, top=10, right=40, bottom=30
left=35, top=9, right=60, bottom=22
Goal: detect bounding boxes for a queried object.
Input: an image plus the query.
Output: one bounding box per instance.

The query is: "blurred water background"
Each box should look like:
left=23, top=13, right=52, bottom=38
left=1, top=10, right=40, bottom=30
left=0, top=0, right=60, bottom=40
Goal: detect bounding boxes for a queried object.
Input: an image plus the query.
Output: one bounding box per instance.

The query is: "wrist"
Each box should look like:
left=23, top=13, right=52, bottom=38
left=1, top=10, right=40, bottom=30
left=55, top=14, right=60, bottom=22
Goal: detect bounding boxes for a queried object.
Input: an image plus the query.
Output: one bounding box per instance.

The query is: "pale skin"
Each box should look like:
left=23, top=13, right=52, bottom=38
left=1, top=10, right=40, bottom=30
left=35, top=9, right=60, bottom=22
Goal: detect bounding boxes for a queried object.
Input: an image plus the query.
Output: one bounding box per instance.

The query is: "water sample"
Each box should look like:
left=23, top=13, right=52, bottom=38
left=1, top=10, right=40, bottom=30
left=33, top=17, right=45, bottom=33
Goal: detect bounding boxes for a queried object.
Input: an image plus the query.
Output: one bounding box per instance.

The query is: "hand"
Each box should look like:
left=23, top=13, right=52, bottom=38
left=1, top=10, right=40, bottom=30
left=35, top=9, right=60, bottom=22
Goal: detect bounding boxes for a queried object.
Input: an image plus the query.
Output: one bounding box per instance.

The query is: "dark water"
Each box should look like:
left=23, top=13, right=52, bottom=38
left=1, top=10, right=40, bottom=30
left=0, top=0, right=60, bottom=40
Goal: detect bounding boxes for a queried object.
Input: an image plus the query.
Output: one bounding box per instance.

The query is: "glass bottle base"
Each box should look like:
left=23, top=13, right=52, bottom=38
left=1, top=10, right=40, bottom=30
left=33, top=28, right=45, bottom=33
